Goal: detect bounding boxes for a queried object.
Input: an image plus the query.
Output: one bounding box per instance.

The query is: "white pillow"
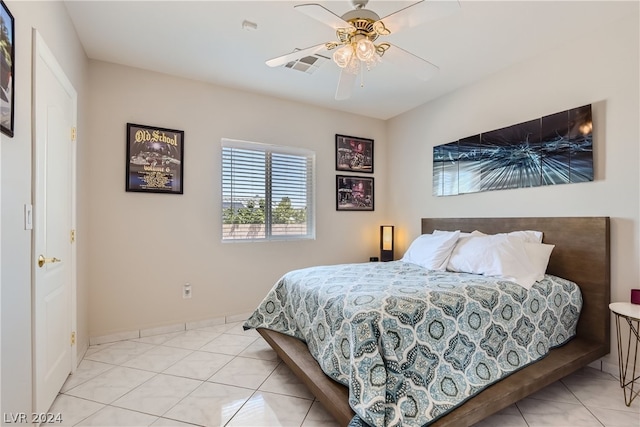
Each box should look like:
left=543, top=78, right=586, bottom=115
left=472, top=229, right=543, bottom=243
left=401, top=231, right=460, bottom=271
left=524, top=242, right=555, bottom=281
left=507, top=230, right=543, bottom=243
left=434, top=229, right=474, bottom=238
left=459, top=231, right=552, bottom=280
left=447, top=233, right=540, bottom=289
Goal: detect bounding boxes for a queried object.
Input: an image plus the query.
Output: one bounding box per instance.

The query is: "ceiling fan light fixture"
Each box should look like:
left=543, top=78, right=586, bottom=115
left=355, top=38, right=376, bottom=62
left=271, top=0, right=458, bottom=99
left=344, top=54, right=361, bottom=75
left=333, top=45, right=354, bottom=68
left=332, top=39, right=382, bottom=75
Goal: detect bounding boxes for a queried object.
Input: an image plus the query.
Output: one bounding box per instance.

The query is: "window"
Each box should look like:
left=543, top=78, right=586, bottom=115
left=222, top=139, right=315, bottom=241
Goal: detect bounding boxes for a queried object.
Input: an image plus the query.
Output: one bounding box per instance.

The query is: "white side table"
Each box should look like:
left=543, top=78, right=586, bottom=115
left=609, top=302, right=640, bottom=406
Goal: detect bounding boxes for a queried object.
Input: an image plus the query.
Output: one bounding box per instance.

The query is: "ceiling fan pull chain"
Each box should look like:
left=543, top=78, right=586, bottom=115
left=360, top=62, right=365, bottom=88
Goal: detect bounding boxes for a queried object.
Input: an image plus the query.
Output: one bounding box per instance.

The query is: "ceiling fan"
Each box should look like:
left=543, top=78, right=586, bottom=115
left=266, top=0, right=460, bottom=100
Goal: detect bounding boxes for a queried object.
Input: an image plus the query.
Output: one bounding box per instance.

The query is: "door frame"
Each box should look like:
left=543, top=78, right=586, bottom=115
left=31, top=29, right=78, bottom=406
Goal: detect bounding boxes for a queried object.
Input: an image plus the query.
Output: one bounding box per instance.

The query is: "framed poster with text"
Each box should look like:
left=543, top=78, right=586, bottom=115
left=126, top=123, right=184, bottom=194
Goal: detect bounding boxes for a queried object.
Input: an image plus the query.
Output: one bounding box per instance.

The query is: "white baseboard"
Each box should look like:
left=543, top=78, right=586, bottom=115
left=140, top=323, right=186, bottom=337
left=587, top=358, right=620, bottom=378
left=89, top=314, right=248, bottom=346
left=89, top=330, right=140, bottom=346
left=226, top=312, right=252, bottom=323
left=186, top=317, right=225, bottom=330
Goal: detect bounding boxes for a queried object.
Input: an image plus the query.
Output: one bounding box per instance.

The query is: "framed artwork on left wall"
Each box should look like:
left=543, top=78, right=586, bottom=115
left=0, top=0, right=14, bottom=137
left=126, top=123, right=184, bottom=194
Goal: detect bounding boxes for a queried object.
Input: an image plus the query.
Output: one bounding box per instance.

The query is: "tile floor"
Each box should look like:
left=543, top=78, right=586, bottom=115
left=50, top=321, right=640, bottom=426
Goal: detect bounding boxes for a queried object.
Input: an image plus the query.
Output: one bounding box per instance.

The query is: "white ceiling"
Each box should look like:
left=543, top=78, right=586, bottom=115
left=64, top=0, right=633, bottom=120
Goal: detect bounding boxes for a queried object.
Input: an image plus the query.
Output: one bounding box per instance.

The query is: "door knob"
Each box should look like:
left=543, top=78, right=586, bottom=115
left=38, top=255, right=61, bottom=268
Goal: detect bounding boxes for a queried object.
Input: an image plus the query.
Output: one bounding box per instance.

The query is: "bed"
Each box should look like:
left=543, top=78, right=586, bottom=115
left=245, top=217, right=610, bottom=426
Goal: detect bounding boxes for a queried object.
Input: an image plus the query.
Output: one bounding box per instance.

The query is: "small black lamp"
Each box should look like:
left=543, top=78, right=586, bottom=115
left=380, top=225, right=394, bottom=262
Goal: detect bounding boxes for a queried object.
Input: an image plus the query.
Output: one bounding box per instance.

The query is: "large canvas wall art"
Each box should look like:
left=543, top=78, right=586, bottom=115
left=433, top=105, right=593, bottom=196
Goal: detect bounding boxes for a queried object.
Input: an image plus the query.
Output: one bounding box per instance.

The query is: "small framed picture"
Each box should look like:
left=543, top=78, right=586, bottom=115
left=335, top=134, right=373, bottom=173
left=1, top=0, right=15, bottom=138
left=336, top=175, right=374, bottom=211
left=126, top=123, right=184, bottom=194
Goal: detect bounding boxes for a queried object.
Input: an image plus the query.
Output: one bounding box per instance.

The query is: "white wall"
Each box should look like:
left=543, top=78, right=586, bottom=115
left=0, top=0, right=89, bottom=415
left=387, top=11, right=639, bottom=371
left=86, top=61, right=388, bottom=337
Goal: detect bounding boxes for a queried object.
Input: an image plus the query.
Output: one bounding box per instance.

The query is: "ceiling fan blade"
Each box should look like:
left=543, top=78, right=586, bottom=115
left=378, top=0, right=460, bottom=34
left=381, top=44, right=439, bottom=81
left=335, top=70, right=356, bottom=100
left=294, top=3, right=354, bottom=30
left=266, top=43, right=329, bottom=67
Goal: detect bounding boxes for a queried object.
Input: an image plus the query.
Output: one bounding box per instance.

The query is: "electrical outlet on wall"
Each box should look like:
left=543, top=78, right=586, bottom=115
left=183, top=283, right=192, bottom=299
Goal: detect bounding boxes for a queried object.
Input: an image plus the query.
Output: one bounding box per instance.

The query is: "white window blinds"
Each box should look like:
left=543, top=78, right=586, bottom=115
left=221, top=139, right=315, bottom=241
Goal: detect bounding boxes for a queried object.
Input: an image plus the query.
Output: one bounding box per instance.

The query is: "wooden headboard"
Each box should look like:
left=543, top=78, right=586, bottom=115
left=421, top=217, right=611, bottom=350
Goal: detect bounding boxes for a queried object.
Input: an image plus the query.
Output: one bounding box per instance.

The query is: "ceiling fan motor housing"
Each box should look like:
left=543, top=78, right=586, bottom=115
left=337, top=17, right=380, bottom=44
left=341, top=7, right=381, bottom=24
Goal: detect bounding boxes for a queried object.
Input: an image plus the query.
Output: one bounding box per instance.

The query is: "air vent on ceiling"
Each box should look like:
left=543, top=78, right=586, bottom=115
left=284, top=53, right=329, bottom=74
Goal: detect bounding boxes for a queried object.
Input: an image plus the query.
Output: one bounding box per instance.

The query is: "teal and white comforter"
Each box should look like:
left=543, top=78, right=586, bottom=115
left=244, top=261, right=582, bottom=427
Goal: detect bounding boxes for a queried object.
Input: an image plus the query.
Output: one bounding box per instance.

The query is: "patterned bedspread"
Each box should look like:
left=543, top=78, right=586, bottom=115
left=244, top=261, right=582, bottom=427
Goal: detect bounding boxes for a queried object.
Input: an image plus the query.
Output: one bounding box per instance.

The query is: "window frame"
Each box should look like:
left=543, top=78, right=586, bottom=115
left=221, top=138, right=316, bottom=242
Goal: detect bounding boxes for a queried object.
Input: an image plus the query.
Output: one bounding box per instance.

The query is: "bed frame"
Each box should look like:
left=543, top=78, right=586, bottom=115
left=257, top=217, right=611, bottom=426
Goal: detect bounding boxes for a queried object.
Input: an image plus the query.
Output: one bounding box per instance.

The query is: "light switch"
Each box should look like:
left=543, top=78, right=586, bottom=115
left=24, top=204, right=33, bottom=230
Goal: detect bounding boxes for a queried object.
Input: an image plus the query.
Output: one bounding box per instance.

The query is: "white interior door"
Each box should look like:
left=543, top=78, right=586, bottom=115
left=33, top=30, right=77, bottom=414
